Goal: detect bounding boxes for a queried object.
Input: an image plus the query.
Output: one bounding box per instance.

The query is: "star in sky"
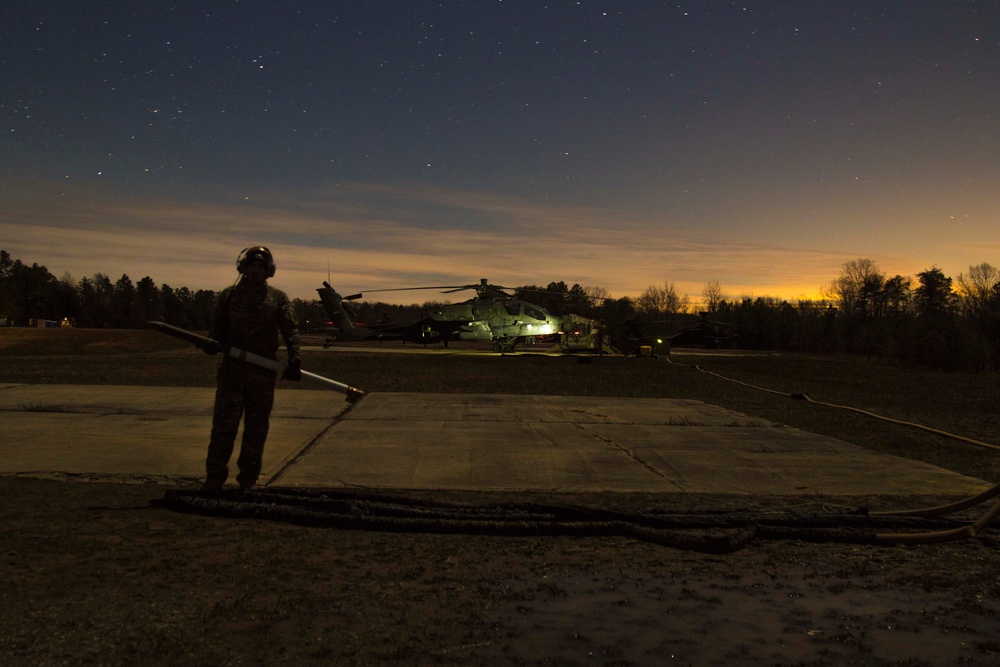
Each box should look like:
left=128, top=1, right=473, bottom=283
left=2, top=1, right=998, bottom=303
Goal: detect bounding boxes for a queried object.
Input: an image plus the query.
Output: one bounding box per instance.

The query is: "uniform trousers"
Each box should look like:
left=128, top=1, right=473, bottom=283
left=205, top=359, right=276, bottom=488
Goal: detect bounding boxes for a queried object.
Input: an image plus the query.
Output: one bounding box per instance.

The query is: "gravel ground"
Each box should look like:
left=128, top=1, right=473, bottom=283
left=2, top=476, right=1000, bottom=666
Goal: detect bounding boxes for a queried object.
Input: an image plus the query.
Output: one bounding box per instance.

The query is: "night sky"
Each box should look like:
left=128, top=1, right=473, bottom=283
left=3, top=1, right=998, bottom=305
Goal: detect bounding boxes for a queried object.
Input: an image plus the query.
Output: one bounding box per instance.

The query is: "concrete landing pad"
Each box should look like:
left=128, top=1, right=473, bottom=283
left=276, top=393, right=989, bottom=494
left=0, top=385, right=989, bottom=496
left=0, top=384, right=341, bottom=484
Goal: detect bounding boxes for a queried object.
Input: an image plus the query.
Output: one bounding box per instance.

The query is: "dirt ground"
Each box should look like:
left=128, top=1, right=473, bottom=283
left=2, top=475, right=999, bottom=667
left=3, top=331, right=999, bottom=665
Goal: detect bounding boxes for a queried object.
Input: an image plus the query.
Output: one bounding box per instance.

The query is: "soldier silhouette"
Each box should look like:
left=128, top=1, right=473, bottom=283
left=202, top=246, right=301, bottom=493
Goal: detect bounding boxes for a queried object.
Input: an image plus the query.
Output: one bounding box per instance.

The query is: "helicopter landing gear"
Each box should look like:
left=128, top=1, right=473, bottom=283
left=492, top=338, right=517, bottom=353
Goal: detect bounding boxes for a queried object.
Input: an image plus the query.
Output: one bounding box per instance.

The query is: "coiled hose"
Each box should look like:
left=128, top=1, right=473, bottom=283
left=668, top=358, right=1000, bottom=545
left=154, top=361, right=999, bottom=550
left=156, top=487, right=990, bottom=553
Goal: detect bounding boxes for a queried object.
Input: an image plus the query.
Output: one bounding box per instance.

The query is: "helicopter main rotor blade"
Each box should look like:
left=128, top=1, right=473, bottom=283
left=357, top=280, right=520, bottom=299
left=360, top=285, right=467, bottom=294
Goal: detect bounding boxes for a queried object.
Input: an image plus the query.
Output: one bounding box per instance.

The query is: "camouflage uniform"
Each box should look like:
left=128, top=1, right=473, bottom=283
left=204, top=279, right=301, bottom=490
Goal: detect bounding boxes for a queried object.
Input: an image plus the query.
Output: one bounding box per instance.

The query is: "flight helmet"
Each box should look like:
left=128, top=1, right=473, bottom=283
left=236, top=246, right=276, bottom=278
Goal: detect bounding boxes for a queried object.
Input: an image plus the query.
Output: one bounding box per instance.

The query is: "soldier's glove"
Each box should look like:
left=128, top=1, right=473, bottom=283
left=202, top=341, right=220, bottom=356
left=282, top=360, right=302, bottom=382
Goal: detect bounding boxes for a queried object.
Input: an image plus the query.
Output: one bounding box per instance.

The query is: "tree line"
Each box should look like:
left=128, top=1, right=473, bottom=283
left=3, top=249, right=998, bottom=370
left=0, top=249, right=313, bottom=331
left=625, top=259, right=1000, bottom=371
left=0, top=249, right=423, bottom=333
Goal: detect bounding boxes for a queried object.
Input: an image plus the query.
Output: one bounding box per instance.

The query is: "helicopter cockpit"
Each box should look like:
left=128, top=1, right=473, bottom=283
left=522, top=303, right=547, bottom=321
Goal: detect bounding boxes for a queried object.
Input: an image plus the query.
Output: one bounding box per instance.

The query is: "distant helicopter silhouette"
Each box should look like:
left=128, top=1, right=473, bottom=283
left=624, top=312, right=741, bottom=355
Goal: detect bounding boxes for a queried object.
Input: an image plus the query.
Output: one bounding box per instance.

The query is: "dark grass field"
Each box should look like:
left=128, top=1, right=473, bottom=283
left=3, top=328, right=1000, bottom=665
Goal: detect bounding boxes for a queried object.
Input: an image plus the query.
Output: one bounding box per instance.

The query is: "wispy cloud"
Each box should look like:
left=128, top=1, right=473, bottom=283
left=1, top=178, right=984, bottom=305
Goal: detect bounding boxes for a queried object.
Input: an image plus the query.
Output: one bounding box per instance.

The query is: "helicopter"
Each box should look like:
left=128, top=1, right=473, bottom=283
left=315, top=281, right=456, bottom=346
left=316, top=278, right=570, bottom=352
left=622, top=318, right=668, bottom=357
left=667, top=312, right=740, bottom=349
left=623, top=312, right=741, bottom=355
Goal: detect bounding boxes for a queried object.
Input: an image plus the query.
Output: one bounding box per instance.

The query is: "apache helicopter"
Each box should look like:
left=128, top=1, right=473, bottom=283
left=316, top=278, right=568, bottom=352
left=667, top=312, right=741, bottom=349
left=624, top=312, right=740, bottom=355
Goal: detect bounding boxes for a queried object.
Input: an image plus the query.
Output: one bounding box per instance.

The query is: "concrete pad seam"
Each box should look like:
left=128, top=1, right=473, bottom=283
left=264, top=396, right=365, bottom=487
left=566, top=408, right=625, bottom=424
left=573, top=422, right=686, bottom=492
left=1, top=471, right=196, bottom=486
left=0, top=405, right=171, bottom=417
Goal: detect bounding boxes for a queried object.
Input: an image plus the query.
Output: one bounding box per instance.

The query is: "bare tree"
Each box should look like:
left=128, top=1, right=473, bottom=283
left=956, top=262, right=999, bottom=318
left=637, top=281, right=689, bottom=316
left=580, top=285, right=612, bottom=315
left=584, top=285, right=610, bottom=303
left=702, top=281, right=724, bottom=313
left=827, top=258, right=885, bottom=319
